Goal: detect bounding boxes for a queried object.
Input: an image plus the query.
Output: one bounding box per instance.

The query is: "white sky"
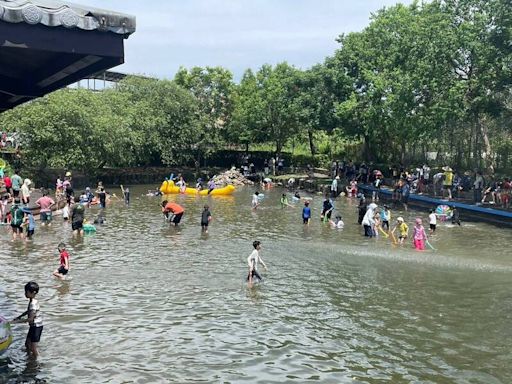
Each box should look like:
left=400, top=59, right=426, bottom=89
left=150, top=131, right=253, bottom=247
left=80, top=0, right=413, bottom=80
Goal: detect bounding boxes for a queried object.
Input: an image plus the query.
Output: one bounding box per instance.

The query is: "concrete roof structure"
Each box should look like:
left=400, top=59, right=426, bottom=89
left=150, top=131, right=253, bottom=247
left=0, top=0, right=136, bottom=111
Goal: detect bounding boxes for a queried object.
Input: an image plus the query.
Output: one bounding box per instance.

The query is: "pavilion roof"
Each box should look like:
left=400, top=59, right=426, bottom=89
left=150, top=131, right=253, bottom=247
left=0, top=0, right=135, bottom=36
left=0, top=0, right=136, bottom=111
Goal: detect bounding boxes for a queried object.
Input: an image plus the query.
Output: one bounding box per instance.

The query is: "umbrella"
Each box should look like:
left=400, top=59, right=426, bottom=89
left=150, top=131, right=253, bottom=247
left=435, top=204, right=453, bottom=221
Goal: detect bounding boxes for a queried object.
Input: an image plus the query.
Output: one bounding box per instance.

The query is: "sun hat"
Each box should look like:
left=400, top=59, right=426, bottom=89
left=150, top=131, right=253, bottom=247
left=415, top=218, right=422, bottom=224
left=397, top=217, right=404, bottom=222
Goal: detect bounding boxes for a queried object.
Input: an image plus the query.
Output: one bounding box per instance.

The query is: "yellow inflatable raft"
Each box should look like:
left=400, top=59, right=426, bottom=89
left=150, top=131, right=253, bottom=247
left=160, top=180, right=235, bottom=196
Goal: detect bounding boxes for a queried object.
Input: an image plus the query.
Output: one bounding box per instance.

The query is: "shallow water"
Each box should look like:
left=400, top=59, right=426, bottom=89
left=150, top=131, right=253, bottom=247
left=1, top=185, right=512, bottom=383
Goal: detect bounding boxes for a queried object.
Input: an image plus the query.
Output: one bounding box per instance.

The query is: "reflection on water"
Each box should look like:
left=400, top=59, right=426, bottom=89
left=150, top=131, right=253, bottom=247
left=1, top=185, right=512, bottom=383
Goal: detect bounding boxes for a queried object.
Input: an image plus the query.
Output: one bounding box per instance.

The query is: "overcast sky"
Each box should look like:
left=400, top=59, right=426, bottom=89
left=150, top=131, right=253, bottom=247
left=80, top=0, right=412, bottom=80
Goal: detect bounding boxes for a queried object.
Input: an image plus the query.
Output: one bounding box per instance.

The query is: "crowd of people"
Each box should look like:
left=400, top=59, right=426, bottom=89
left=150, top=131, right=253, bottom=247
left=0, top=170, right=128, bottom=242
left=2, top=158, right=508, bottom=360
left=326, top=160, right=512, bottom=210
left=240, top=154, right=286, bottom=177
left=2, top=167, right=135, bottom=357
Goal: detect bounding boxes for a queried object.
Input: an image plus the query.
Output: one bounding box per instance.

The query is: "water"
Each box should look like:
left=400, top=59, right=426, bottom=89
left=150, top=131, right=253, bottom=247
left=1, top=185, right=512, bottom=383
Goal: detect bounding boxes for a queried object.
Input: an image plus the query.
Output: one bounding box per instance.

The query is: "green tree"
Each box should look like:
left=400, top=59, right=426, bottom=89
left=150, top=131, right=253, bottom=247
left=174, top=66, right=235, bottom=161
left=0, top=89, right=134, bottom=169
left=229, top=69, right=261, bottom=151
left=116, top=76, right=204, bottom=166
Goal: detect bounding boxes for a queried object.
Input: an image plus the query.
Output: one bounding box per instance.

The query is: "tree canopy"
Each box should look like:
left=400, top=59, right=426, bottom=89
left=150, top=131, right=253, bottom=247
left=0, top=0, right=510, bottom=172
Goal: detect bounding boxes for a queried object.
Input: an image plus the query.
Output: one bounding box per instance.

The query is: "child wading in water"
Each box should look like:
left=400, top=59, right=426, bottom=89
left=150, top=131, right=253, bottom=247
left=11, top=281, right=43, bottom=357
left=329, top=215, right=344, bottom=229
left=201, top=205, right=212, bottom=233
left=53, top=243, right=70, bottom=279
left=302, top=201, right=311, bottom=225
left=247, top=240, right=267, bottom=284
left=428, top=209, right=437, bottom=233
left=21, top=208, right=36, bottom=241
left=280, top=193, right=292, bottom=208
left=251, top=191, right=260, bottom=210
left=380, top=205, right=391, bottom=231
left=391, top=217, right=408, bottom=245
left=413, top=218, right=428, bottom=250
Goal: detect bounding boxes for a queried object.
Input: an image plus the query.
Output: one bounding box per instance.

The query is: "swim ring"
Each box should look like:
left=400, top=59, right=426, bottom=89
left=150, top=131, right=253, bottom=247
left=0, top=316, right=13, bottom=354
left=83, top=223, right=96, bottom=232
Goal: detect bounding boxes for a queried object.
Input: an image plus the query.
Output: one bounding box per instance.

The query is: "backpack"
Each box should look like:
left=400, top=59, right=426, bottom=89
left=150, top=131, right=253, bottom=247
left=11, top=206, right=23, bottom=226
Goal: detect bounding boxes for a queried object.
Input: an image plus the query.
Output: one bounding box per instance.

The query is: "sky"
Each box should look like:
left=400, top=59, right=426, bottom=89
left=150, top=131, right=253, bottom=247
left=80, top=0, right=412, bottom=80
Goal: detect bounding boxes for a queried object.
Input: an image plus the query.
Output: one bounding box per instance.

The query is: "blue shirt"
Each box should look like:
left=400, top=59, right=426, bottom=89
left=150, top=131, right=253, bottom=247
left=11, top=174, right=22, bottom=190
left=28, top=214, right=35, bottom=231
left=402, top=183, right=410, bottom=197
left=302, top=206, right=311, bottom=219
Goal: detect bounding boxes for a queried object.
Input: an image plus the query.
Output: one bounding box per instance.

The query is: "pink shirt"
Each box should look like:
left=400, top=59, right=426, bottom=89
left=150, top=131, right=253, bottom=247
left=36, top=196, right=55, bottom=213
left=413, top=225, right=427, bottom=241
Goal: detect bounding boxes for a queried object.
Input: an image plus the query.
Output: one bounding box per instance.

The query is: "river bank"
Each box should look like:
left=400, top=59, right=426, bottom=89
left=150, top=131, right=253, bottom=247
left=27, top=166, right=225, bottom=190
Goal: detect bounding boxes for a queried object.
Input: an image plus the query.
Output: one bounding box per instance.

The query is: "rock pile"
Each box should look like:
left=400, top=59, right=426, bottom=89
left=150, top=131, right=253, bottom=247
left=212, top=168, right=254, bottom=187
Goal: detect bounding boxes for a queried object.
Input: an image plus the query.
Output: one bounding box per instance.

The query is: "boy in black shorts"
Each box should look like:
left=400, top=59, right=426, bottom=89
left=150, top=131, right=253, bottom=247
left=201, top=205, right=212, bottom=233
left=12, top=281, right=43, bottom=357
left=53, top=242, right=70, bottom=280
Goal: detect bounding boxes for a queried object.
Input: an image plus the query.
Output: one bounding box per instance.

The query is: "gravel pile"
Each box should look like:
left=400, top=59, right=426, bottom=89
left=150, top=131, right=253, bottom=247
left=212, top=168, right=254, bottom=187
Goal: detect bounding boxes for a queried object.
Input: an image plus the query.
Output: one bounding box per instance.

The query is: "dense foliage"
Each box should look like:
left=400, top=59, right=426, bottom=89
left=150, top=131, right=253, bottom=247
left=0, top=0, right=510, bottom=172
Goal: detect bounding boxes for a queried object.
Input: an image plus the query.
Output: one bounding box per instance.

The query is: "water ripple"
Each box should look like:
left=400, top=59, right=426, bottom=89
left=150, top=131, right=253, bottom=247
left=1, top=186, right=511, bottom=383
